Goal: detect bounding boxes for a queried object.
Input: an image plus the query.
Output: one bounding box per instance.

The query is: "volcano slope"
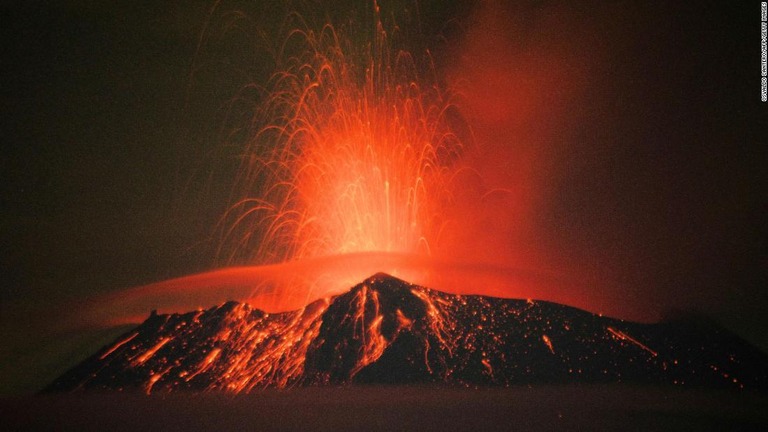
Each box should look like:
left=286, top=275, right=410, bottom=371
left=46, top=273, right=768, bottom=393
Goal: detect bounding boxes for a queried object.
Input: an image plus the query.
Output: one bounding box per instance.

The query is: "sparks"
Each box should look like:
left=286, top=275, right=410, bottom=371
left=606, top=326, right=658, bottom=358
left=215, top=3, right=466, bottom=305
left=50, top=275, right=765, bottom=393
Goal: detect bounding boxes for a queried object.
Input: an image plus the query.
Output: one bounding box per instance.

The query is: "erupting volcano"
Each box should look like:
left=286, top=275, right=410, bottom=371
left=4, top=0, right=768, bottom=430
left=48, top=274, right=768, bottom=394
left=33, top=2, right=768, bottom=405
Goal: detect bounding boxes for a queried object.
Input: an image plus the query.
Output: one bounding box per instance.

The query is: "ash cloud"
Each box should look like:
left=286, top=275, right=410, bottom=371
left=440, top=0, right=767, bottom=334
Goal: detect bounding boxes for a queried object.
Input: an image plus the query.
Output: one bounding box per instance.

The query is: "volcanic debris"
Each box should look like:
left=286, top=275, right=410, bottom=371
left=46, top=274, right=768, bottom=393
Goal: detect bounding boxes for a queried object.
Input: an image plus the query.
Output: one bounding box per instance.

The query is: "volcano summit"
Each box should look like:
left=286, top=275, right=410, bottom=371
left=47, top=274, right=768, bottom=394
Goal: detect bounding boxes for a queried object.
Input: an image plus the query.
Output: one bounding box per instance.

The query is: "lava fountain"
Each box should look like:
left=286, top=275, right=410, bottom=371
left=75, top=2, right=570, bottom=327
left=211, top=4, right=467, bottom=308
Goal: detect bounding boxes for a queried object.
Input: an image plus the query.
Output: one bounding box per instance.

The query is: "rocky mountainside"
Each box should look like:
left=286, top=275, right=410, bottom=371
left=46, top=273, right=768, bottom=393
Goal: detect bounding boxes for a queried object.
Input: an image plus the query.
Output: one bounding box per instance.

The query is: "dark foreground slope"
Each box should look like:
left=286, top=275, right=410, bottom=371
left=8, top=387, right=768, bottom=432
left=46, top=274, right=768, bottom=393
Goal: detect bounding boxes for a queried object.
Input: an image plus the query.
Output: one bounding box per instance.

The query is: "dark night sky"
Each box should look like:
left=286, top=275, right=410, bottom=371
left=1, top=0, right=766, bottom=394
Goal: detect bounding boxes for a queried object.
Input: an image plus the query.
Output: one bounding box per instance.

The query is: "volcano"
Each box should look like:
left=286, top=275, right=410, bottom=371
left=46, top=274, right=768, bottom=394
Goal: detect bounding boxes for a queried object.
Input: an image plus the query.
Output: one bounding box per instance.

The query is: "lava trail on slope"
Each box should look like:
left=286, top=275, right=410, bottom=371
left=46, top=274, right=768, bottom=393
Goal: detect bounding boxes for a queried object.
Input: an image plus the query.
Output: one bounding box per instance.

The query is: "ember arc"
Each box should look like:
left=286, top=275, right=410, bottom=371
left=48, top=274, right=768, bottom=394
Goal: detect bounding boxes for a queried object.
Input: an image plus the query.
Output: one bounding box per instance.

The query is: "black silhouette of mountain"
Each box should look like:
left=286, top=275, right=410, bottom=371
left=46, top=273, right=768, bottom=393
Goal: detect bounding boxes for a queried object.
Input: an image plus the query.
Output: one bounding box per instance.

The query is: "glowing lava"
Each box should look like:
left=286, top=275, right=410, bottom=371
left=70, top=3, right=600, bottom=340
left=48, top=274, right=768, bottom=393
left=214, top=2, right=466, bottom=305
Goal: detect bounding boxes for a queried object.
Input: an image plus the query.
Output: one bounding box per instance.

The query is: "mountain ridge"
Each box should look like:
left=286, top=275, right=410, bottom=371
left=45, top=273, right=768, bottom=393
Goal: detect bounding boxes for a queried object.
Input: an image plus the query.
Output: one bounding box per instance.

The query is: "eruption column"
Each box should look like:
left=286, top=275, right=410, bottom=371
left=216, top=4, right=466, bottom=303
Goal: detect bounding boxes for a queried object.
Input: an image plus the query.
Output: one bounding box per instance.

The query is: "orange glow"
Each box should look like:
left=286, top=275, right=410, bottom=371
left=91, top=276, right=468, bottom=392
left=217, top=2, right=463, bottom=291
left=395, top=309, right=413, bottom=329
left=78, top=251, right=581, bottom=331
left=145, top=367, right=171, bottom=395
left=132, top=337, right=172, bottom=366
left=213, top=300, right=329, bottom=392
left=349, top=286, right=388, bottom=376
left=99, top=332, right=138, bottom=360
left=51, top=274, right=761, bottom=393
left=67, top=2, right=631, bottom=336
left=542, top=334, right=555, bottom=354
left=606, top=326, right=658, bottom=358
left=481, top=357, right=493, bottom=376
left=50, top=0, right=634, bottom=339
